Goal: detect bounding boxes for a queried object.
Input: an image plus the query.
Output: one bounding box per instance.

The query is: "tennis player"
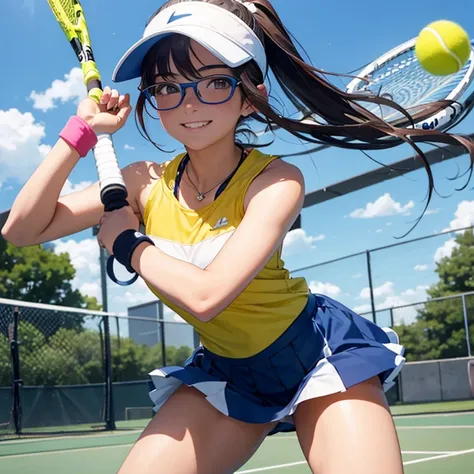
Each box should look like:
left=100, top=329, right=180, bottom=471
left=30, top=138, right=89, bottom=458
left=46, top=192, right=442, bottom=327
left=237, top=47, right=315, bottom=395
left=4, top=1, right=474, bottom=473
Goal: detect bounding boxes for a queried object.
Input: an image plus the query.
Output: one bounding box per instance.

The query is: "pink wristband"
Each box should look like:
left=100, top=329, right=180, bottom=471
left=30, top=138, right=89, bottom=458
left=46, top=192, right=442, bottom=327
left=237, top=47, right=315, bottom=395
left=59, top=116, right=98, bottom=157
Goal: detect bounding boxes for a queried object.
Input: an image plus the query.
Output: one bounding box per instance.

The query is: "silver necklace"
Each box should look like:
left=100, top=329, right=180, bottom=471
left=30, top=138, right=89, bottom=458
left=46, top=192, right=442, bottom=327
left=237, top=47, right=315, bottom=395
left=185, top=150, right=245, bottom=202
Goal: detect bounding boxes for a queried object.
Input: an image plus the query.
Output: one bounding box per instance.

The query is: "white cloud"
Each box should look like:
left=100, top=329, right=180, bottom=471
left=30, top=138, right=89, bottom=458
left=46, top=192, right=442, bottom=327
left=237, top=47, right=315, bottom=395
left=353, top=303, right=372, bottom=314
left=53, top=238, right=100, bottom=275
left=282, top=229, right=324, bottom=255
left=352, top=273, right=363, bottom=279
left=432, top=201, right=474, bottom=266
left=425, top=208, right=440, bottom=215
left=79, top=282, right=102, bottom=301
left=52, top=238, right=101, bottom=302
left=308, top=281, right=341, bottom=298
left=124, top=144, right=135, bottom=151
left=434, top=238, right=459, bottom=264
left=446, top=201, right=474, bottom=232
left=114, top=291, right=155, bottom=306
left=0, top=108, right=48, bottom=186
left=401, top=285, right=429, bottom=298
left=30, top=68, right=86, bottom=112
left=360, top=281, right=394, bottom=300
left=61, top=179, right=93, bottom=196
left=376, top=229, right=383, bottom=233
left=353, top=284, right=429, bottom=325
left=414, top=264, right=428, bottom=272
left=350, top=193, right=414, bottom=219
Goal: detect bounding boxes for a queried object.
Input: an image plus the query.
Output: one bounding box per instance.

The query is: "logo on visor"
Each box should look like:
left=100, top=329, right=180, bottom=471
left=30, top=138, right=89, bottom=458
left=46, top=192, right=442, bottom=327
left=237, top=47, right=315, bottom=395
left=168, top=11, right=193, bottom=23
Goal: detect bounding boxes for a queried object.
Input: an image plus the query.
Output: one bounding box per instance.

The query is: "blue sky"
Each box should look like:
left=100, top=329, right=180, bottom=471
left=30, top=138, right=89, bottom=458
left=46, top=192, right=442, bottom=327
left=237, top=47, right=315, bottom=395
left=1, top=0, right=474, bottom=336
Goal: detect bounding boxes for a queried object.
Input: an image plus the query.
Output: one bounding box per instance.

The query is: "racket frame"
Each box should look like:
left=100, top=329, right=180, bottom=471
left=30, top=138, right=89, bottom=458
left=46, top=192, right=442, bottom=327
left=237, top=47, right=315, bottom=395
left=48, top=0, right=136, bottom=285
left=346, top=37, right=474, bottom=131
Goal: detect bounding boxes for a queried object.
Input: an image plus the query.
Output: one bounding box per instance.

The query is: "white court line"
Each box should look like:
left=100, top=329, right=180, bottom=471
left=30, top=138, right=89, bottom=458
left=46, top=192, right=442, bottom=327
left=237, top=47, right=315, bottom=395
left=403, top=447, right=474, bottom=466
left=397, top=425, right=474, bottom=430
left=237, top=450, right=474, bottom=473
left=238, top=461, right=307, bottom=473
left=403, top=451, right=453, bottom=455
left=0, top=430, right=142, bottom=445
left=394, top=411, right=474, bottom=420
left=0, top=443, right=134, bottom=460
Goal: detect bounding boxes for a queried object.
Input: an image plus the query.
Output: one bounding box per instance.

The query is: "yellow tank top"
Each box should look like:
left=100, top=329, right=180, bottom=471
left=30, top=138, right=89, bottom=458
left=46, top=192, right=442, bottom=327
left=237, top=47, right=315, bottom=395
left=143, top=149, right=309, bottom=358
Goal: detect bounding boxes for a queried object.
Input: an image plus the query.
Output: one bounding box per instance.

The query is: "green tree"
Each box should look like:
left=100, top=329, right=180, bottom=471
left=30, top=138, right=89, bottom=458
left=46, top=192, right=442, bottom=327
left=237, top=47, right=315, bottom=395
left=395, top=231, right=474, bottom=361
left=0, top=241, right=101, bottom=337
left=0, top=240, right=100, bottom=309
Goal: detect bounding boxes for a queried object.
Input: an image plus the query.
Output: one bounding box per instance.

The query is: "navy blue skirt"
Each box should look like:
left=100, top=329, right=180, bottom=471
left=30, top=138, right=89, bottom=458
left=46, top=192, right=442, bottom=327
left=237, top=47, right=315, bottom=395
left=149, top=293, right=405, bottom=434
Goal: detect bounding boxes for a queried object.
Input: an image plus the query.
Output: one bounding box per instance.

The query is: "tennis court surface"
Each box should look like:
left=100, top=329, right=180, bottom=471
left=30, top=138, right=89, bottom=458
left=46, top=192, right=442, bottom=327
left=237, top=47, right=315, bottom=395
left=1, top=406, right=473, bottom=474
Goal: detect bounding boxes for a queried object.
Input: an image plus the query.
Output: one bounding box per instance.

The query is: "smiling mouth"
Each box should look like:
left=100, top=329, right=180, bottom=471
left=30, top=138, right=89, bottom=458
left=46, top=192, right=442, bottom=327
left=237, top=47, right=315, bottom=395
left=181, top=121, right=212, bottom=129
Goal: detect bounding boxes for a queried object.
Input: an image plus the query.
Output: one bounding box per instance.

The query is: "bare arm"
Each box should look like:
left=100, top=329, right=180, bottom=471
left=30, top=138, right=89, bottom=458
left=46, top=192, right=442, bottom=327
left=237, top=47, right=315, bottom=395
left=2, top=154, right=154, bottom=247
left=2, top=88, right=134, bottom=247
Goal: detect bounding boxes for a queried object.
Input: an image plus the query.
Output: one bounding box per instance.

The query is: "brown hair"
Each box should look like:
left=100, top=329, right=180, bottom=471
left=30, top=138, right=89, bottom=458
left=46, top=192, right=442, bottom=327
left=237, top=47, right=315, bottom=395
left=135, top=0, right=474, bottom=228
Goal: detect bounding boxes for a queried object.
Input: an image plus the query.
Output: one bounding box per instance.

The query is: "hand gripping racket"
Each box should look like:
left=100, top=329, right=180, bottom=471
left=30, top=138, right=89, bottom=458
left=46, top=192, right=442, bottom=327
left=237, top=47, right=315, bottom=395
left=47, top=0, right=138, bottom=286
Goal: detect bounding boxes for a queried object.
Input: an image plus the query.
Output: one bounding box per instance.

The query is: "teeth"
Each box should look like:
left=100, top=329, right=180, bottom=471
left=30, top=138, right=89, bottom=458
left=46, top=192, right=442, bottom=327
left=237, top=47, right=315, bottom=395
left=183, top=122, right=210, bottom=129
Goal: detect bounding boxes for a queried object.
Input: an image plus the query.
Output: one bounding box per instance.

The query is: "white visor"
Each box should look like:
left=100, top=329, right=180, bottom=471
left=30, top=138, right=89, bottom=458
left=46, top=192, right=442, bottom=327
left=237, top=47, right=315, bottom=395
left=112, top=2, right=267, bottom=82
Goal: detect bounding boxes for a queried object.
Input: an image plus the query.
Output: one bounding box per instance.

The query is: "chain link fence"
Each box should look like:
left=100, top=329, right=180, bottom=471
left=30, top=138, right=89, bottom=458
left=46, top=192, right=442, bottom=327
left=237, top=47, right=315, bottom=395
left=0, top=298, right=195, bottom=438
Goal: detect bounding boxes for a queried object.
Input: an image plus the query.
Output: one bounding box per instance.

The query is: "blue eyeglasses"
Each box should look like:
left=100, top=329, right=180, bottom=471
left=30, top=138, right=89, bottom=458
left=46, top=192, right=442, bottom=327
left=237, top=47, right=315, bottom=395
left=140, top=75, right=242, bottom=111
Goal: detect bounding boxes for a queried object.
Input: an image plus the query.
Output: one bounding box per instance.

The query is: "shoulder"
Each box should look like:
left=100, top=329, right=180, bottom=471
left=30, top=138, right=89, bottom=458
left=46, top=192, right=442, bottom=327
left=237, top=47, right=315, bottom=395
left=244, top=157, right=305, bottom=210
left=121, top=160, right=168, bottom=220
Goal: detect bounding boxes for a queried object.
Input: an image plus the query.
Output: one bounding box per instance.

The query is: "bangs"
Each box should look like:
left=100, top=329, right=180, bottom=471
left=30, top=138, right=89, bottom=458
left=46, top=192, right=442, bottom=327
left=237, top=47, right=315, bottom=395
left=141, top=34, right=212, bottom=87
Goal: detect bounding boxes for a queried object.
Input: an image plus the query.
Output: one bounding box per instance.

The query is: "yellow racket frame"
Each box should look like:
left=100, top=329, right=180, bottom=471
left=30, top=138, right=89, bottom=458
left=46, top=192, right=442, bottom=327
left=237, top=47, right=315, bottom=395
left=47, top=0, right=102, bottom=103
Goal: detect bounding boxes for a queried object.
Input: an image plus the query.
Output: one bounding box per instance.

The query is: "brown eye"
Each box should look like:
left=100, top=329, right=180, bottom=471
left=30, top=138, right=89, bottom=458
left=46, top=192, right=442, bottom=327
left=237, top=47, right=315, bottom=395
left=208, top=78, right=232, bottom=90
left=155, top=83, right=180, bottom=96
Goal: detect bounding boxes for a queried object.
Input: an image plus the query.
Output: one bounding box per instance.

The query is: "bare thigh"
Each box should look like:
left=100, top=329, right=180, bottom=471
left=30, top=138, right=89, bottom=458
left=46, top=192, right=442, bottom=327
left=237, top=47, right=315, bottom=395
left=294, top=377, right=404, bottom=474
left=118, top=385, right=274, bottom=474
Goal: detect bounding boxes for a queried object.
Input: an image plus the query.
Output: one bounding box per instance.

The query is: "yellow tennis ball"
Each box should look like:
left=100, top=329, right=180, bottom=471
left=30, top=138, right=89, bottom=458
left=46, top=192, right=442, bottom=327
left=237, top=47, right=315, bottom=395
left=415, top=20, right=471, bottom=76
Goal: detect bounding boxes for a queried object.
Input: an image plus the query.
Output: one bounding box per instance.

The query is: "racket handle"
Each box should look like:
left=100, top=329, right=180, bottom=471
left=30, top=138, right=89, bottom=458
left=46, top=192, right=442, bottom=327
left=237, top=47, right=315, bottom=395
left=83, top=61, right=103, bottom=103
left=94, top=135, right=137, bottom=285
left=93, top=134, right=129, bottom=211
left=88, top=85, right=103, bottom=104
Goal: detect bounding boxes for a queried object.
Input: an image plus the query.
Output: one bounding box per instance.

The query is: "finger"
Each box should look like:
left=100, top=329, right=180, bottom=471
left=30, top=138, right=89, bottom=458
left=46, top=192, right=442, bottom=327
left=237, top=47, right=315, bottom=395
left=100, top=86, right=111, bottom=105
left=107, top=89, right=120, bottom=111
left=117, top=94, right=133, bottom=121
left=117, top=94, right=127, bottom=108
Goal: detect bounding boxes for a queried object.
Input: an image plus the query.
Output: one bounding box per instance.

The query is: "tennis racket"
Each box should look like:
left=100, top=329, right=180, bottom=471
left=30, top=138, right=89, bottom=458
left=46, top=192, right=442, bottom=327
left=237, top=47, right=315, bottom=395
left=346, top=37, right=474, bottom=132
left=257, top=37, right=474, bottom=154
left=47, top=0, right=138, bottom=286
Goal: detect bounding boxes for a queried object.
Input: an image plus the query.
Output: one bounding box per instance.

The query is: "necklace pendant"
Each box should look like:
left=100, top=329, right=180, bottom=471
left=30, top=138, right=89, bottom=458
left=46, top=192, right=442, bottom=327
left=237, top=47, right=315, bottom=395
left=197, top=193, right=205, bottom=202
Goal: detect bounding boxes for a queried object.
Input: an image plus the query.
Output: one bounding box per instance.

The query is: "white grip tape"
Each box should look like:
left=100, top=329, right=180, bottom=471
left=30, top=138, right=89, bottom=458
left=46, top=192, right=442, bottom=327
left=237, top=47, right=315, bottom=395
left=93, top=134, right=126, bottom=190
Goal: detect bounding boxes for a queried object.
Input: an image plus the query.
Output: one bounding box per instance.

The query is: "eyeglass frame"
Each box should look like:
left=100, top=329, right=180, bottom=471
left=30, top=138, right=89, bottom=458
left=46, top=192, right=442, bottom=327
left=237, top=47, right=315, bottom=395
left=139, top=75, right=243, bottom=111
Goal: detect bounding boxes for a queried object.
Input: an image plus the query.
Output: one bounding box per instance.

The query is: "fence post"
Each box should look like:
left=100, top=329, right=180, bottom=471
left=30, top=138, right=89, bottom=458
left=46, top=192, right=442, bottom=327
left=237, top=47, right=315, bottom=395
left=389, top=308, right=394, bottom=328
left=158, top=301, right=166, bottom=367
left=99, top=245, right=116, bottom=431
left=462, top=294, right=472, bottom=357
left=10, top=307, right=22, bottom=435
left=366, top=251, right=376, bottom=323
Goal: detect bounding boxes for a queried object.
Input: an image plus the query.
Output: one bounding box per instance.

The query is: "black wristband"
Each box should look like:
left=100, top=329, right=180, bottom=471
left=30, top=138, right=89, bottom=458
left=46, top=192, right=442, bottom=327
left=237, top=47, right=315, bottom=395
left=112, top=230, right=154, bottom=273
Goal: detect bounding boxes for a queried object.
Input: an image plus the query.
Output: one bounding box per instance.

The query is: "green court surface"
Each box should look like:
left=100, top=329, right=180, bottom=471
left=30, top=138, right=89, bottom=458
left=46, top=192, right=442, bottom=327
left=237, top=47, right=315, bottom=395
left=1, top=409, right=473, bottom=473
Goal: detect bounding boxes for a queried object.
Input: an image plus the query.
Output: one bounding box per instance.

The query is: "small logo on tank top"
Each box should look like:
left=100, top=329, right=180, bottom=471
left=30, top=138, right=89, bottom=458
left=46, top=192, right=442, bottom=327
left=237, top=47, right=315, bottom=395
left=212, top=217, right=228, bottom=230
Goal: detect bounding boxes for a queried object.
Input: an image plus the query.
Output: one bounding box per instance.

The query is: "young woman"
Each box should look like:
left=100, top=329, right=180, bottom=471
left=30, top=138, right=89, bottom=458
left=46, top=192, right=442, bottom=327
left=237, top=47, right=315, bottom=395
left=4, top=1, right=474, bottom=473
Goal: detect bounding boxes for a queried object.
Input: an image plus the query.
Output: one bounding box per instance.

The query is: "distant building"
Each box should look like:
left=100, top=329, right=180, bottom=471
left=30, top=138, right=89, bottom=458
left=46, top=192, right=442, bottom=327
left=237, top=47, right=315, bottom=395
left=127, top=300, right=198, bottom=350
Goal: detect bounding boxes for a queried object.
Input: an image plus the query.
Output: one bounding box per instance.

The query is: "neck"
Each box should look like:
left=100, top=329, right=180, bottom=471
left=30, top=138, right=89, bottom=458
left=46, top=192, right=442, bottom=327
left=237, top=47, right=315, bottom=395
left=185, top=135, right=243, bottom=191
